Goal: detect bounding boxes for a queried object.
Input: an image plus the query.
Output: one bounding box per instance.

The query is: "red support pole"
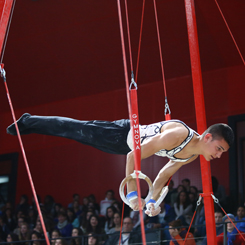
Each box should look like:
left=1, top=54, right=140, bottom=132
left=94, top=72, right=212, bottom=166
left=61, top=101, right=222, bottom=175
left=184, top=0, right=217, bottom=244
left=0, top=0, right=13, bottom=55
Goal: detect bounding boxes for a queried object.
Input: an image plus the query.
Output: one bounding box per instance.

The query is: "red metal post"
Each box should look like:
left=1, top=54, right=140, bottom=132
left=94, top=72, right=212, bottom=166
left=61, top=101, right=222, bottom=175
left=184, top=0, right=217, bottom=244
left=0, top=0, right=13, bottom=56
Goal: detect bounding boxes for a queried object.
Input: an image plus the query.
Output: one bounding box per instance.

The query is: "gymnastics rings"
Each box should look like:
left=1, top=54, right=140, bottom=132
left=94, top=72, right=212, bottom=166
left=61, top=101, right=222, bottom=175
left=119, top=170, right=153, bottom=206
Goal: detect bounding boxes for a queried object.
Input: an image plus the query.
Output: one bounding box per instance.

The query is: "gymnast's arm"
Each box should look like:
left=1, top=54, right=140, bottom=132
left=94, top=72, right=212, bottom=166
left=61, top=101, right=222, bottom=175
left=126, top=127, right=188, bottom=209
left=145, top=156, right=198, bottom=216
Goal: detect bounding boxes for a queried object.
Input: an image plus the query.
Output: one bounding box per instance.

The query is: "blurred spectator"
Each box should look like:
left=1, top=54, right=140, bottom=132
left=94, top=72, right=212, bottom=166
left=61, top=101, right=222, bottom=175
left=171, top=185, right=187, bottom=206
left=85, top=215, right=104, bottom=235
left=33, top=220, right=44, bottom=239
left=0, top=216, right=10, bottom=241
left=169, top=219, right=196, bottom=245
left=72, top=201, right=82, bottom=218
left=201, top=210, right=223, bottom=245
left=235, top=206, right=245, bottom=232
left=104, top=206, right=117, bottom=234
left=2, top=208, right=16, bottom=232
left=174, top=191, right=193, bottom=224
left=28, top=209, right=37, bottom=229
left=82, top=197, right=89, bottom=213
left=50, top=229, right=61, bottom=245
left=80, top=209, right=94, bottom=234
left=217, top=213, right=245, bottom=244
left=19, top=222, right=32, bottom=245
left=87, top=233, right=99, bottom=245
left=43, top=195, right=56, bottom=215
left=193, top=199, right=205, bottom=239
left=130, top=210, right=146, bottom=231
left=104, top=217, right=141, bottom=245
left=70, top=227, right=83, bottom=245
left=182, top=179, right=191, bottom=193
left=13, top=217, right=25, bottom=236
left=87, top=195, right=100, bottom=215
left=55, top=212, right=73, bottom=237
left=100, top=190, right=115, bottom=217
left=16, top=195, right=29, bottom=217
left=111, top=200, right=122, bottom=214
left=68, top=194, right=81, bottom=209
left=55, top=238, right=67, bottom=245
left=108, top=212, right=121, bottom=234
left=6, top=232, right=19, bottom=245
left=31, top=231, right=45, bottom=245
left=165, top=179, right=177, bottom=206
left=53, top=204, right=63, bottom=222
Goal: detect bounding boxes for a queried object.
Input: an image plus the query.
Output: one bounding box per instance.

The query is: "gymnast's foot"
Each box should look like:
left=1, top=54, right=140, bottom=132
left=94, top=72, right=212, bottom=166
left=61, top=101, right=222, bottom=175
left=7, top=113, right=31, bottom=135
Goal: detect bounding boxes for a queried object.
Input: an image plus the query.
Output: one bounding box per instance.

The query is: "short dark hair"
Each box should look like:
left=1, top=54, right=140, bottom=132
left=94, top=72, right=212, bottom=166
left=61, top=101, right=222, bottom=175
left=169, top=219, right=182, bottom=230
left=204, top=123, right=234, bottom=147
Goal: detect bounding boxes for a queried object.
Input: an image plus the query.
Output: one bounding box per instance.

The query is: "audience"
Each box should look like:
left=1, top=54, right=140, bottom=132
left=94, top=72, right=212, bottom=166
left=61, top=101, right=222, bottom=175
left=174, top=191, right=193, bottom=224
left=217, top=213, right=245, bottom=244
left=164, top=179, right=177, bottom=206
left=107, top=212, right=121, bottom=234
left=87, top=233, right=99, bottom=245
left=182, top=179, right=191, bottom=193
left=171, top=185, right=187, bottom=207
left=235, top=206, right=245, bottom=232
left=31, top=231, right=44, bottom=245
left=55, top=212, right=73, bottom=237
left=3, top=182, right=244, bottom=245
left=99, top=190, right=115, bottom=217
left=201, top=210, right=224, bottom=245
left=70, top=227, right=83, bottom=245
left=104, top=217, right=141, bottom=245
left=104, top=206, right=117, bottom=234
left=50, top=229, right=61, bottom=245
left=169, top=219, right=196, bottom=245
left=6, top=232, right=19, bottom=245
left=18, top=222, right=31, bottom=245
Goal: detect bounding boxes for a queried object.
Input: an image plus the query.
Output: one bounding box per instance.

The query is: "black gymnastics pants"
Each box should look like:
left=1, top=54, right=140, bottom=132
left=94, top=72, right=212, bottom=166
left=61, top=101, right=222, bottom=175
left=7, top=113, right=131, bottom=155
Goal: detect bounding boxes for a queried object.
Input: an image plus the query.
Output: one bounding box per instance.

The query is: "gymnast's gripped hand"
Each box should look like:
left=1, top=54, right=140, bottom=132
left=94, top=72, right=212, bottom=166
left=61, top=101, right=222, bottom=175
left=129, top=198, right=146, bottom=211
left=145, top=202, right=161, bottom=217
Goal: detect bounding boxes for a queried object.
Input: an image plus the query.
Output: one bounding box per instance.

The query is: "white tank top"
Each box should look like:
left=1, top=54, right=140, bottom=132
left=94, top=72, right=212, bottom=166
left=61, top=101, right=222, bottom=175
left=126, top=120, right=199, bottom=162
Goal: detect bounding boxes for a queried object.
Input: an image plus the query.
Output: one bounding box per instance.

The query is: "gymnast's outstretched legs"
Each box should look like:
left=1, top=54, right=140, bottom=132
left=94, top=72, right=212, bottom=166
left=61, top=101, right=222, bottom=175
left=7, top=113, right=131, bottom=155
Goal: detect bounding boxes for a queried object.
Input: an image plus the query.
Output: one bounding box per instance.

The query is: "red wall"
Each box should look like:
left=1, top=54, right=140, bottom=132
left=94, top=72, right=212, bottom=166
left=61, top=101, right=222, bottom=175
left=0, top=65, right=244, bottom=206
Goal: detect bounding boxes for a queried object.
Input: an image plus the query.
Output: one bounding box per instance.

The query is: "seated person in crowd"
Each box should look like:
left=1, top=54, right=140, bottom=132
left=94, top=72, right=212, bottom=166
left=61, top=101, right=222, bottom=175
left=171, top=185, right=187, bottom=207
left=201, top=210, right=224, bottom=245
left=104, top=206, right=117, bottom=234
left=182, top=179, right=191, bottom=193
left=164, top=180, right=177, bottom=206
left=107, top=212, right=121, bottom=234
left=100, top=190, right=115, bottom=217
left=55, top=212, right=73, bottom=237
left=174, top=191, right=193, bottom=224
left=104, top=217, right=141, bottom=245
left=235, top=206, right=245, bottom=232
left=129, top=210, right=146, bottom=231
left=217, top=213, right=245, bottom=245
left=88, top=233, right=99, bottom=245
left=168, top=219, right=196, bottom=245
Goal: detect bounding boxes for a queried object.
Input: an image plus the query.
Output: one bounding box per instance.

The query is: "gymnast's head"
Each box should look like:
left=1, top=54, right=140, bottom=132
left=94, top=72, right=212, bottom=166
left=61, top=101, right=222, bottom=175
left=201, top=123, right=234, bottom=160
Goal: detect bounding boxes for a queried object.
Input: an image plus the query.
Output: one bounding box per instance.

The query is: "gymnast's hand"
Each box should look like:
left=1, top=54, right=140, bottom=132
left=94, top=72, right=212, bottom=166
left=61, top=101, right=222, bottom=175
left=145, top=200, right=161, bottom=217
left=129, top=198, right=146, bottom=211
left=126, top=191, right=145, bottom=210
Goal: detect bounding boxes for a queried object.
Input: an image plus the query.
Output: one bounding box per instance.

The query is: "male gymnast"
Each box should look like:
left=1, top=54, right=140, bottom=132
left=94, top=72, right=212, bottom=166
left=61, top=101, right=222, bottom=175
left=7, top=113, right=234, bottom=216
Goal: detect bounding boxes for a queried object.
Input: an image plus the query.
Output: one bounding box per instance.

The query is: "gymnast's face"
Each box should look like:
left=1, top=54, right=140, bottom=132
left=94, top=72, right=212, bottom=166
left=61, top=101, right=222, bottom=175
left=203, top=133, right=229, bottom=161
